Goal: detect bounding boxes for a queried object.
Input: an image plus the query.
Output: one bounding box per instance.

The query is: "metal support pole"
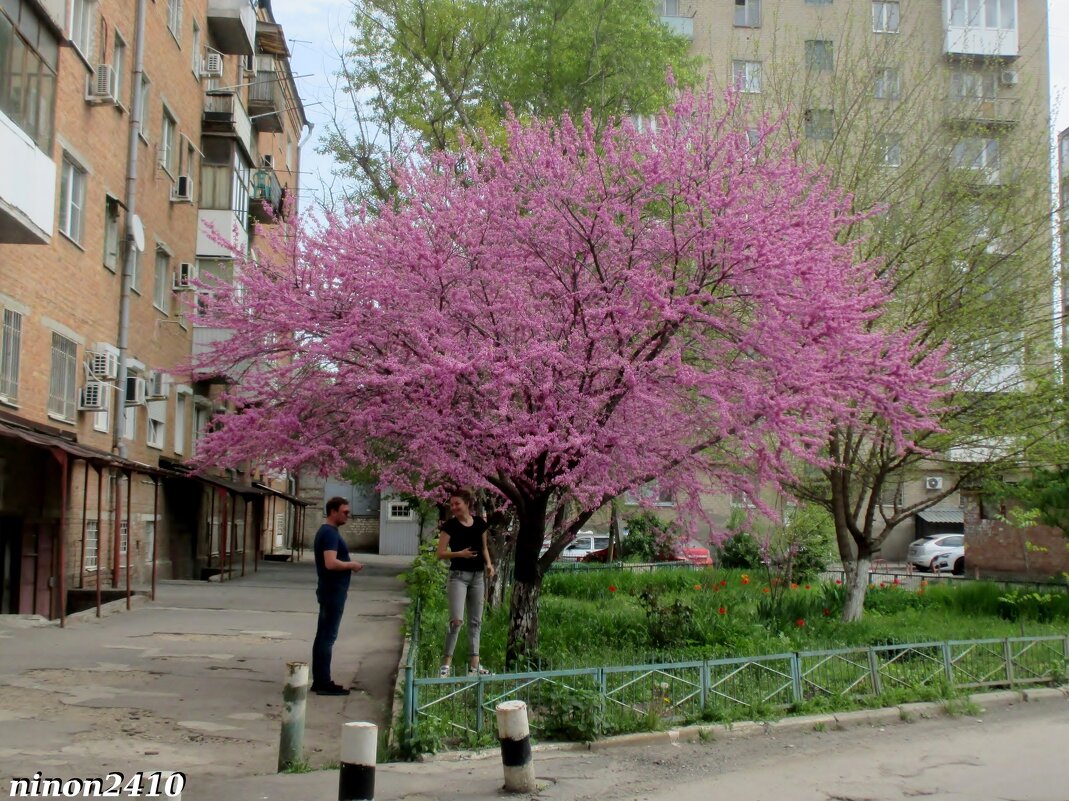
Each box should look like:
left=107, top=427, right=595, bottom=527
left=278, top=661, right=309, bottom=772
left=54, top=449, right=68, bottom=626
left=241, top=497, right=248, bottom=576
left=867, top=648, right=883, bottom=696
left=125, top=470, right=132, bottom=609
left=112, top=470, right=122, bottom=588
left=496, top=700, right=535, bottom=793
left=79, top=461, right=89, bottom=589
left=220, top=490, right=230, bottom=581
left=95, top=466, right=103, bottom=617
left=151, top=476, right=159, bottom=601
left=339, top=721, right=377, bottom=801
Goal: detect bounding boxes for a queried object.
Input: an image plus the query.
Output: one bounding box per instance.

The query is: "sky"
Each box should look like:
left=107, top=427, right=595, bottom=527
left=274, top=1, right=1069, bottom=207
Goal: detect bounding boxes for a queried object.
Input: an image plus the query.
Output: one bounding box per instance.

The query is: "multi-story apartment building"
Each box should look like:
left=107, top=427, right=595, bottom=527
left=0, top=0, right=309, bottom=621
left=648, top=0, right=1053, bottom=558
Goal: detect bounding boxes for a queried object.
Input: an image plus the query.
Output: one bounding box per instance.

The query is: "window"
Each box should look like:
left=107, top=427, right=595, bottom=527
left=167, top=0, right=182, bottom=39
left=48, top=333, right=77, bottom=421
left=113, top=34, right=126, bottom=102
left=92, top=380, right=110, bottom=432
left=951, top=69, right=997, bottom=100
left=732, top=60, right=762, bottom=93
left=174, top=393, right=187, bottom=454
left=137, top=75, right=150, bottom=138
left=949, top=0, right=1015, bottom=30
left=154, top=248, right=170, bottom=312
left=805, top=40, right=833, bottom=71
left=70, top=0, right=95, bottom=58
left=874, top=67, right=900, bottom=100
left=0, top=1, right=59, bottom=149
left=145, top=520, right=156, bottom=563
left=872, top=1, right=899, bottom=33
left=879, top=134, right=902, bottom=167
left=734, top=0, right=760, bottom=27
left=952, top=136, right=1000, bottom=174
left=804, top=108, right=834, bottom=140
left=122, top=396, right=137, bottom=440
left=160, top=109, right=176, bottom=174
left=146, top=399, right=166, bottom=449
left=0, top=309, right=21, bottom=403
left=119, top=520, right=128, bottom=567
left=59, top=156, right=87, bottom=244
left=388, top=502, right=413, bottom=521
left=85, top=521, right=99, bottom=570
left=191, top=21, right=201, bottom=73
left=130, top=249, right=141, bottom=294
left=103, top=196, right=121, bottom=270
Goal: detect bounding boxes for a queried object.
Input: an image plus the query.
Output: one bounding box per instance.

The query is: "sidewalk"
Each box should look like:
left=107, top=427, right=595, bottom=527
left=0, top=554, right=411, bottom=784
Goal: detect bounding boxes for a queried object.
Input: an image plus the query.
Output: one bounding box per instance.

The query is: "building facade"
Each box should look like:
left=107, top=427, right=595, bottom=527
left=650, top=0, right=1052, bottom=559
left=0, top=0, right=308, bottom=620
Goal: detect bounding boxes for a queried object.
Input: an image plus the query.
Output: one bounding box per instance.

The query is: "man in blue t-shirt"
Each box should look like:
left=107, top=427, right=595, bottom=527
left=311, top=496, right=364, bottom=695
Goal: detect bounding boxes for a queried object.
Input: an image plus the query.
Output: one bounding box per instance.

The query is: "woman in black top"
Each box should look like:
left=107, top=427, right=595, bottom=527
left=436, top=489, right=495, bottom=676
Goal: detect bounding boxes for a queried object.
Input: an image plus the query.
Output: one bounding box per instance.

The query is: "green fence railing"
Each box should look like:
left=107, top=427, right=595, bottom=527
left=400, top=604, right=1068, bottom=744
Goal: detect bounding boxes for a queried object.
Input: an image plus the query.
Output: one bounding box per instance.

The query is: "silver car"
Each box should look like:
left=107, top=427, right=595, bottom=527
left=906, top=534, right=965, bottom=573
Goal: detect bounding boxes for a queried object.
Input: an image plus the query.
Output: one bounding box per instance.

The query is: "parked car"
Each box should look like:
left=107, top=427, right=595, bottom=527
left=671, top=540, right=714, bottom=566
left=931, top=549, right=966, bottom=576
left=906, top=534, right=964, bottom=573
left=557, top=532, right=610, bottom=562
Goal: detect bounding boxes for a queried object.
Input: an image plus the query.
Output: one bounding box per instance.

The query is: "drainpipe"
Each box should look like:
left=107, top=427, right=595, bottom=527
left=114, top=0, right=148, bottom=459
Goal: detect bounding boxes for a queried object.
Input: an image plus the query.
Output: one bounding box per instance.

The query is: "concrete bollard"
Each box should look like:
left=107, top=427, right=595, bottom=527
left=155, top=772, right=183, bottom=799
left=496, top=700, right=535, bottom=793
left=339, top=721, right=378, bottom=801
left=278, top=661, right=309, bottom=772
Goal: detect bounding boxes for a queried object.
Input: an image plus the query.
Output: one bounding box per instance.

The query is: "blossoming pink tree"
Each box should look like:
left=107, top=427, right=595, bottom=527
left=194, top=88, right=945, bottom=665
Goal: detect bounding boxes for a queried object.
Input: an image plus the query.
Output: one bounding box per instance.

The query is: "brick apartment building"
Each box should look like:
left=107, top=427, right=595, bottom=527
left=0, top=0, right=310, bottom=621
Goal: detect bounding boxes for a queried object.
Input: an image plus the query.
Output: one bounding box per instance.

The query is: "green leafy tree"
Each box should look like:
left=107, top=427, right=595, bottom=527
left=320, top=0, right=700, bottom=206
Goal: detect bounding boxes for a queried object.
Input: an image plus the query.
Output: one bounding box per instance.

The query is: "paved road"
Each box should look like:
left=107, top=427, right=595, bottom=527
left=0, top=555, right=410, bottom=783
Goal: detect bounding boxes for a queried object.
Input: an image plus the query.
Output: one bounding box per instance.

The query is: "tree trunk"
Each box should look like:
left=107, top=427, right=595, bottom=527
left=841, top=551, right=871, bottom=622
left=505, top=578, right=542, bottom=667
left=608, top=501, right=621, bottom=561
left=505, top=496, right=549, bottom=667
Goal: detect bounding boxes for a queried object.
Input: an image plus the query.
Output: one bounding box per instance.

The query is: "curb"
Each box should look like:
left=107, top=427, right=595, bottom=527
left=408, top=686, right=1067, bottom=764
left=65, top=593, right=149, bottom=624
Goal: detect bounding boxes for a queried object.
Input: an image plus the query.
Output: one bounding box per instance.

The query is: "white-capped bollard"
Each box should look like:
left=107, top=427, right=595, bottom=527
left=278, top=661, right=309, bottom=772
left=155, top=771, right=183, bottom=799
left=496, top=700, right=535, bottom=793
left=339, top=721, right=378, bottom=801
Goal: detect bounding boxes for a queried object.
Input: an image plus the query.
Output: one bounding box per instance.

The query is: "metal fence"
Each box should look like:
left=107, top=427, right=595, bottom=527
left=400, top=621, right=1068, bottom=742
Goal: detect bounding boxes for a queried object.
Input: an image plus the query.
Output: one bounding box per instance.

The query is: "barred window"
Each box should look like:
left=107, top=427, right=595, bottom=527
left=47, top=332, right=77, bottom=420
left=0, top=309, right=22, bottom=402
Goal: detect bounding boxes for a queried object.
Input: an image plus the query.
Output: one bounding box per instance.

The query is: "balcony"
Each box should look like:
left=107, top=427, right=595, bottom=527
left=250, top=168, right=282, bottom=223
left=192, top=325, right=236, bottom=361
left=207, top=0, right=256, bottom=55
left=944, top=97, right=1020, bottom=126
left=660, top=15, right=693, bottom=41
left=0, top=111, right=55, bottom=244
left=248, top=57, right=283, bottom=133
left=198, top=208, right=249, bottom=258
left=203, top=91, right=253, bottom=159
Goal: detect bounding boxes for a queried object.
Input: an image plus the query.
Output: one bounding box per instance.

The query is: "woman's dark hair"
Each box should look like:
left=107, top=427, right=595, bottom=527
left=325, top=496, right=349, bottom=515
left=449, top=488, right=474, bottom=508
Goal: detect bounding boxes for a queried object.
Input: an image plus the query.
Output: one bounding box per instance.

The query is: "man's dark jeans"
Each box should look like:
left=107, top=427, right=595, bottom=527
left=312, top=589, right=347, bottom=687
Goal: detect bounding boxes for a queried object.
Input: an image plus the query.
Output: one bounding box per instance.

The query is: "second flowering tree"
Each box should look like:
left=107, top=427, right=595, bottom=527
left=194, top=88, right=945, bottom=665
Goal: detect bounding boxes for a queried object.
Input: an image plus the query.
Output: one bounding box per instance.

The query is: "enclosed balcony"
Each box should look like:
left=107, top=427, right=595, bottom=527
left=943, top=0, right=1018, bottom=58
left=203, top=91, right=253, bottom=159
left=207, top=0, right=256, bottom=55
left=0, top=112, right=55, bottom=244
left=248, top=57, right=283, bottom=133
left=250, top=168, right=282, bottom=223
left=944, top=96, right=1020, bottom=126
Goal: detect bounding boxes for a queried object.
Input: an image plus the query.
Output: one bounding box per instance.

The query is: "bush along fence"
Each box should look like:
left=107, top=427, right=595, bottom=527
left=398, top=607, right=1069, bottom=751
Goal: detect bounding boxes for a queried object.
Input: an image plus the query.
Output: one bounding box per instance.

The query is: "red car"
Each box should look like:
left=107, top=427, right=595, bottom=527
left=581, top=540, right=713, bottom=565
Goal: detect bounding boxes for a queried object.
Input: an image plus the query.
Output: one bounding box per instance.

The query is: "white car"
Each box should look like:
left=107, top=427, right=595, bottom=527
left=554, top=531, right=610, bottom=561
left=906, top=534, right=965, bottom=573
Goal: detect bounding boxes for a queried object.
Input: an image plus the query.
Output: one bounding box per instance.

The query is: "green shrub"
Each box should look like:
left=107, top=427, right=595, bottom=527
left=717, top=532, right=764, bottom=570
left=623, top=511, right=678, bottom=561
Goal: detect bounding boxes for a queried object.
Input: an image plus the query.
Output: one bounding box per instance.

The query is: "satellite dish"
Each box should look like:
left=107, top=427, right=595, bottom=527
left=130, top=214, right=145, bottom=253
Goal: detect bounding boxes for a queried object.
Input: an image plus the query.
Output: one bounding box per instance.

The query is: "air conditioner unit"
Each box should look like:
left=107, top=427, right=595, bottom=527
left=171, top=174, right=193, bottom=202
left=173, top=262, right=197, bottom=290
left=925, top=476, right=944, bottom=491
left=125, top=375, right=147, bottom=406
left=202, top=52, right=223, bottom=77
left=1000, top=69, right=1019, bottom=87
left=87, top=350, right=119, bottom=380
left=146, top=371, right=167, bottom=400
left=85, top=64, right=118, bottom=104
left=79, top=381, right=108, bottom=411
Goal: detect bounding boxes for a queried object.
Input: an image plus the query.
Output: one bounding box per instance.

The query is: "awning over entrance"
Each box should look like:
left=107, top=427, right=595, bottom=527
left=253, top=481, right=311, bottom=506
left=916, top=509, right=965, bottom=524
left=0, top=415, right=167, bottom=476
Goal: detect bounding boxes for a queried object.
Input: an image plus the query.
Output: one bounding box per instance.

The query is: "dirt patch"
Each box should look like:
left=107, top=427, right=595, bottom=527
left=147, top=632, right=289, bottom=644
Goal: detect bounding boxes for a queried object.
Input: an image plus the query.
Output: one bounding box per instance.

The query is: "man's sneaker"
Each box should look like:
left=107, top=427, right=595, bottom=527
left=313, top=682, right=351, bottom=696
left=438, top=665, right=452, bottom=678
left=467, top=665, right=491, bottom=676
